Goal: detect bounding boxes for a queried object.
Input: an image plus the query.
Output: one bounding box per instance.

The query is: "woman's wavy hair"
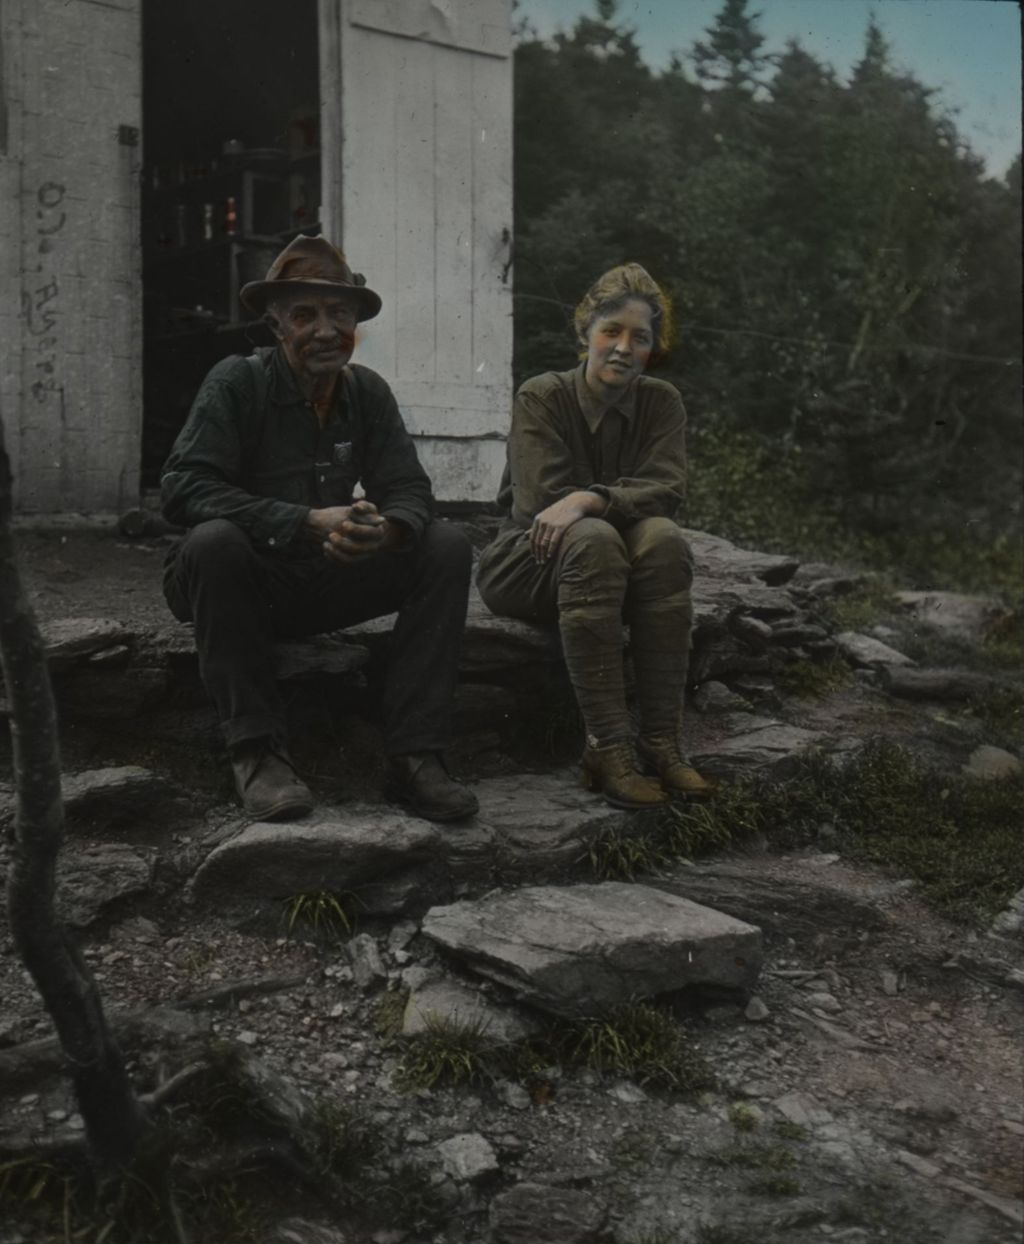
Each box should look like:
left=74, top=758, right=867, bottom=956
left=573, top=263, right=675, bottom=366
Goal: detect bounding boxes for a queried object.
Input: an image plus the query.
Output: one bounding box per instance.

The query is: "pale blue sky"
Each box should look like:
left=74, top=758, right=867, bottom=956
left=515, top=0, right=1022, bottom=177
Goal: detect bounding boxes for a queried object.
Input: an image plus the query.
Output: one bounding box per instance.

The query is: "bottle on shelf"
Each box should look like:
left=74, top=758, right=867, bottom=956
left=224, top=196, right=238, bottom=236
left=202, top=203, right=214, bottom=242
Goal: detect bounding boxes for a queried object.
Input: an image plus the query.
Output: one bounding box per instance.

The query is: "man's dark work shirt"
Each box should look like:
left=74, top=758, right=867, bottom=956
left=161, top=346, right=433, bottom=553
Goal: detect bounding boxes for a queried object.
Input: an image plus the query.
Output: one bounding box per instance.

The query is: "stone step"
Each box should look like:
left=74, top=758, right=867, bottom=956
left=421, top=882, right=764, bottom=1017
left=19, top=528, right=810, bottom=695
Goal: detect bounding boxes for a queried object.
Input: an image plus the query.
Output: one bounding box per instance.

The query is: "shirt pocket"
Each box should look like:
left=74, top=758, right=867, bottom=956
left=314, top=461, right=356, bottom=507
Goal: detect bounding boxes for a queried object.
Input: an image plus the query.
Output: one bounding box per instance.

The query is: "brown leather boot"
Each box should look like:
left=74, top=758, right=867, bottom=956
left=580, top=741, right=669, bottom=810
left=231, top=740, right=315, bottom=821
left=637, top=734, right=717, bottom=799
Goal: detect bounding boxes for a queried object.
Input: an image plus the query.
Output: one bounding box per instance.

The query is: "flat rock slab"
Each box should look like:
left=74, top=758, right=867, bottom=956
left=682, top=529, right=800, bottom=587
left=694, top=681, right=754, bottom=713
left=991, top=887, right=1024, bottom=938
left=403, top=979, right=539, bottom=1043
left=473, top=772, right=628, bottom=874
left=265, top=1221, right=350, bottom=1244
left=836, top=631, right=914, bottom=669
left=143, top=625, right=370, bottom=679
left=57, top=843, right=155, bottom=927
left=895, top=590, right=1006, bottom=645
left=345, top=587, right=561, bottom=674
left=489, top=1182, right=607, bottom=1243
left=879, top=666, right=1008, bottom=702
left=190, top=810, right=444, bottom=905
left=422, top=882, right=762, bottom=1017
left=690, top=714, right=824, bottom=779
left=691, top=581, right=799, bottom=637
left=274, top=635, right=370, bottom=679
left=62, top=766, right=185, bottom=828
left=962, top=745, right=1023, bottom=781
left=41, top=617, right=130, bottom=667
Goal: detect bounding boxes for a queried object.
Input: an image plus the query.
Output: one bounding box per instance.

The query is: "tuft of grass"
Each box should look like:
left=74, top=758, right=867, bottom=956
left=981, top=608, right=1024, bottom=671
left=281, top=889, right=360, bottom=943
left=542, top=1003, right=714, bottom=1093
left=180, top=943, right=217, bottom=976
left=188, top=1177, right=267, bottom=1244
left=309, top=1098, right=384, bottom=1180
left=0, top=1147, right=271, bottom=1244
left=661, top=796, right=747, bottom=859
left=586, top=816, right=672, bottom=881
left=830, top=1180, right=920, bottom=1232
left=586, top=793, right=758, bottom=881
left=610, top=1128, right=658, bottom=1172
left=395, top=1013, right=504, bottom=1091
left=962, top=685, right=1024, bottom=753
left=591, top=740, right=1023, bottom=925
left=776, top=655, right=853, bottom=699
left=396, top=1002, right=712, bottom=1097
left=804, top=740, right=1024, bottom=923
left=747, top=1175, right=801, bottom=1197
left=379, top=1161, right=450, bottom=1233
left=0, top=1155, right=82, bottom=1240
left=817, top=579, right=898, bottom=633
left=625, top=1230, right=680, bottom=1244
left=772, top=1119, right=809, bottom=1141
left=728, top=1102, right=760, bottom=1133
left=708, top=1142, right=797, bottom=1172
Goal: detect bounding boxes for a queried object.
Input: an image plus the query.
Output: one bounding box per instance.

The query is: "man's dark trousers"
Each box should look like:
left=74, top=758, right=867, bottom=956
left=164, top=519, right=471, bottom=754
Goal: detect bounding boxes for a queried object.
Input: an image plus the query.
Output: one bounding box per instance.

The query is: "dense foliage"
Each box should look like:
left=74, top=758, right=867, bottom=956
left=513, top=0, right=1022, bottom=593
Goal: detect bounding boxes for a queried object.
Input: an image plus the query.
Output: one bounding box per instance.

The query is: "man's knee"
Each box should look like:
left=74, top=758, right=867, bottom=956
left=179, top=519, right=254, bottom=573
left=626, top=518, right=694, bottom=589
left=417, top=520, right=472, bottom=581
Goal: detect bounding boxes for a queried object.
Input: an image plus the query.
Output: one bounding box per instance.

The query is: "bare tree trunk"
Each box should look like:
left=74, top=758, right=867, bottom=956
left=0, top=422, right=147, bottom=1172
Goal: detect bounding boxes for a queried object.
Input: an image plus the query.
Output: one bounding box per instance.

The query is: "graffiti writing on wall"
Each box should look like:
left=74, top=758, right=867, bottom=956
left=21, top=182, right=66, bottom=403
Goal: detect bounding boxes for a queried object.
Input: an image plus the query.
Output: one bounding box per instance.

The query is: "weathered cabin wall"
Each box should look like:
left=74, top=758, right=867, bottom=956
left=0, top=0, right=143, bottom=513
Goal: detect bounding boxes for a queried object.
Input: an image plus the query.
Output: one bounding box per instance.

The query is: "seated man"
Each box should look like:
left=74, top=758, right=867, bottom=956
left=161, top=234, right=478, bottom=824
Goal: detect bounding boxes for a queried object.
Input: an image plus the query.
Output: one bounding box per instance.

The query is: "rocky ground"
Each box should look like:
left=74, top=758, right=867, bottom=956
left=0, top=518, right=1021, bottom=1244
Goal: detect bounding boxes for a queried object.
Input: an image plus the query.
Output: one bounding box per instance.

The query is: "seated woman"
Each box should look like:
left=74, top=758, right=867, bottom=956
left=477, top=263, right=714, bottom=809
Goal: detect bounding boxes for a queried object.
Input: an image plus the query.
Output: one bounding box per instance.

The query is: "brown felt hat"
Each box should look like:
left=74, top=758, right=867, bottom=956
left=240, top=233, right=382, bottom=320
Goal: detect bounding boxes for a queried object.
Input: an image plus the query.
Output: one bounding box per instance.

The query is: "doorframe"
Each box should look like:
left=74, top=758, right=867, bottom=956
left=317, top=0, right=343, bottom=244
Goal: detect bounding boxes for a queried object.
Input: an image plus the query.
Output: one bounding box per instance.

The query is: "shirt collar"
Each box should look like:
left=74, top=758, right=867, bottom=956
left=267, top=347, right=349, bottom=416
left=573, top=361, right=637, bottom=432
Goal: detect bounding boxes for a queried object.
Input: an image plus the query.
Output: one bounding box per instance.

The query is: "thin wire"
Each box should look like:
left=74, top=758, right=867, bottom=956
left=685, top=323, right=1021, bottom=366
left=510, top=294, right=1021, bottom=367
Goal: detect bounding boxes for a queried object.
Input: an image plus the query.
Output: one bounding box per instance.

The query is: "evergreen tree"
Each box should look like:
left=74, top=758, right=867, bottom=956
left=511, top=3, right=1022, bottom=584
left=691, top=0, right=767, bottom=92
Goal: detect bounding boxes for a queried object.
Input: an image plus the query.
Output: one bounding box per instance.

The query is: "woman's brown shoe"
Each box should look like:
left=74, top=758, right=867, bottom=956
left=580, top=742, right=670, bottom=809
left=637, top=734, right=718, bottom=799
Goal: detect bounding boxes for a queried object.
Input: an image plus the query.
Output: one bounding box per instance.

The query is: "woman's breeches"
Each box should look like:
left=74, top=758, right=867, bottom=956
left=476, top=517, right=694, bottom=746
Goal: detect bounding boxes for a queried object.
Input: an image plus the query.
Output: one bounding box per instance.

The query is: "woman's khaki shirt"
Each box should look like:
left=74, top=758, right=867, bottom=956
left=492, top=362, right=687, bottom=534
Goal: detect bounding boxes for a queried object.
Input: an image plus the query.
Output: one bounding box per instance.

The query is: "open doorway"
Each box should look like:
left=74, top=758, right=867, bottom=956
left=140, top=0, right=321, bottom=487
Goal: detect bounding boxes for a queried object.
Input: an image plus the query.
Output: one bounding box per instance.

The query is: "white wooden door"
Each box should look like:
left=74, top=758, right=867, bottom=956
left=320, top=0, right=512, bottom=503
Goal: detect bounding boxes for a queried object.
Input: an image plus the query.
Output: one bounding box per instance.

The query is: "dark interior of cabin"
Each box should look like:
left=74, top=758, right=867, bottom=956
left=141, top=0, right=320, bottom=486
